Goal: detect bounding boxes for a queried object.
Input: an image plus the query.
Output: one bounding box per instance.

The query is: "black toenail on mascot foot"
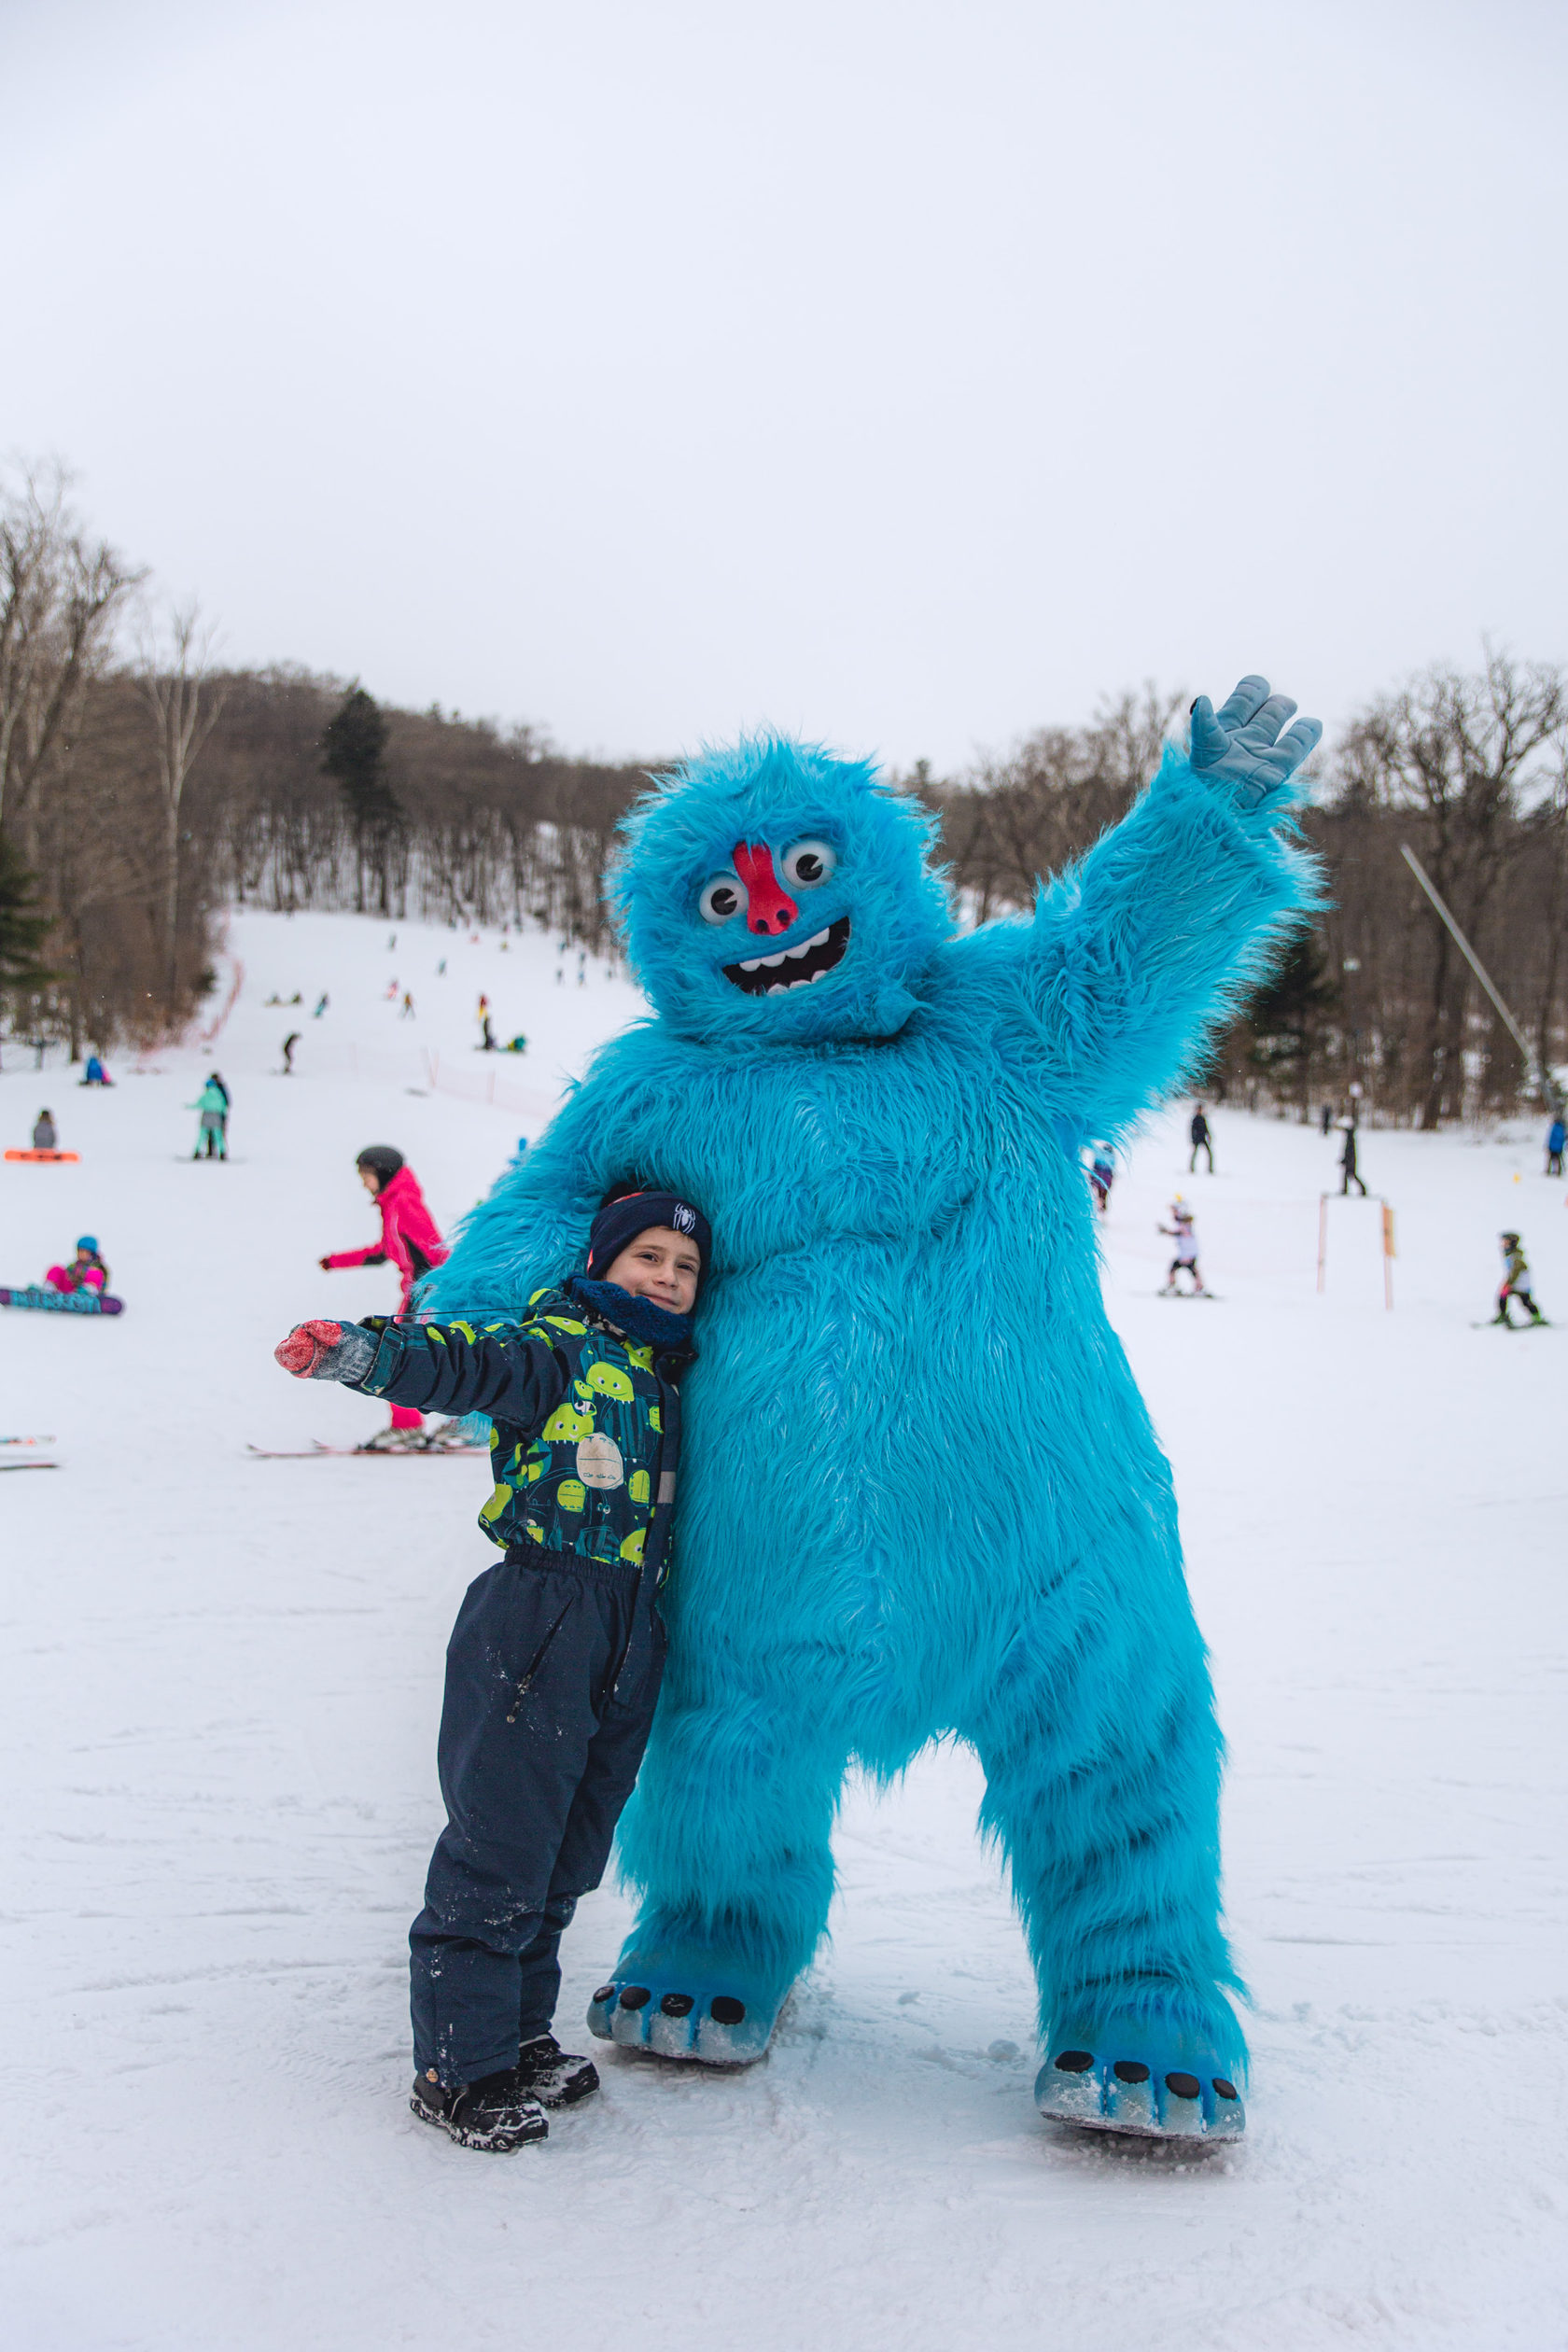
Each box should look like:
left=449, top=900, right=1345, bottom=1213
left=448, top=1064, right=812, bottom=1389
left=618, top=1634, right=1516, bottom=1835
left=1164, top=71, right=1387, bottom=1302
left=1035, top=2044, right=1246, bottom=2141
left=619, top=1985, right=651, bottom=2009
left=710, top=1996, right=746, bottom=2024
left=661, top=1994, right=693, bottom=2016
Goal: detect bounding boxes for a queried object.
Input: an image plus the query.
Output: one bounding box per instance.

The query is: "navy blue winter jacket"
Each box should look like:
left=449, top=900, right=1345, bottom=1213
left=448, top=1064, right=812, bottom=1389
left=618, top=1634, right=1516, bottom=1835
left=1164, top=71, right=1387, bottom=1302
left=347, top=1282, right=692, bottom=1575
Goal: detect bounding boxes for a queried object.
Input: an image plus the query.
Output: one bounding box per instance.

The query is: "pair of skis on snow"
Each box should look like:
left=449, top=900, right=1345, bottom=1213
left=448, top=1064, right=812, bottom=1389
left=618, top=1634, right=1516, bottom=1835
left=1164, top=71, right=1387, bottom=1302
left=245, top=1437, right=489, bottom=1459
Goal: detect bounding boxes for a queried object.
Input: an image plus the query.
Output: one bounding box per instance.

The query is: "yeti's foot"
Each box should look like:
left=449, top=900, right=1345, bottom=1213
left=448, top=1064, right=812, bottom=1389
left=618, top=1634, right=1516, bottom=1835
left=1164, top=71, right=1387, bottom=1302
left=587, top=1942, right=794, bottom=2065
left=1035, top=2021, right=1245, bottom=2145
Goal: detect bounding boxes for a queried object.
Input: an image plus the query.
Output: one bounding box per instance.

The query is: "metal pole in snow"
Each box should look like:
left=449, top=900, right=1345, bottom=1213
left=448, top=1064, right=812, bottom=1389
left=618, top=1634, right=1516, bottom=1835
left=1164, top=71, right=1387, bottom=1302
left=1399, top=844, right=1561, bottom=1114
left=1317, top=1193, right=1328, bottom=1292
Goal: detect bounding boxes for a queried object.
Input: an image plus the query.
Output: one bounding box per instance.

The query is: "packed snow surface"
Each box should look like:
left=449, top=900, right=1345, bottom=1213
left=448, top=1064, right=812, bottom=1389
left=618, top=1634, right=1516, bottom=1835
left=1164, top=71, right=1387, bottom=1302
left=2, top=909, right=1564, bottom=2352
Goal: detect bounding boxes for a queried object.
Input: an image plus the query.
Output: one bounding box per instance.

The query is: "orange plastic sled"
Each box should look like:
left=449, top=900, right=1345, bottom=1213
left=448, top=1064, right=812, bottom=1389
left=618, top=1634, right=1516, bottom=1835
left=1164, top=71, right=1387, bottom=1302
left=4, top=1149, right=80, bottom=1163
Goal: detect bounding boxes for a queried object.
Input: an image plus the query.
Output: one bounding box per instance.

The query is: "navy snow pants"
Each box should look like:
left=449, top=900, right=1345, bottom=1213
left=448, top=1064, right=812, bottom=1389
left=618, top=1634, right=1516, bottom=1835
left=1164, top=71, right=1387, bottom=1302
left=410, top=1550, right=665, bottom=2085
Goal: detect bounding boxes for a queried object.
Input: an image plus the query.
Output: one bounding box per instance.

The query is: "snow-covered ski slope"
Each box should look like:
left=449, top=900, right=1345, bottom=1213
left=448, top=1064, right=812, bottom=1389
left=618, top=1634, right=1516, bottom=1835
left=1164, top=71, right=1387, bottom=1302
left=2, top=907, right=1564, bottom=2352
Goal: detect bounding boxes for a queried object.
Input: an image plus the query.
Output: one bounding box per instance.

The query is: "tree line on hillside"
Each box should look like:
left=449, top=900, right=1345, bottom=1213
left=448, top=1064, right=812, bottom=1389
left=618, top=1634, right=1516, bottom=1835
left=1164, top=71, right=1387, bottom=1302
left=3, top=461, right=1566, bottom=1126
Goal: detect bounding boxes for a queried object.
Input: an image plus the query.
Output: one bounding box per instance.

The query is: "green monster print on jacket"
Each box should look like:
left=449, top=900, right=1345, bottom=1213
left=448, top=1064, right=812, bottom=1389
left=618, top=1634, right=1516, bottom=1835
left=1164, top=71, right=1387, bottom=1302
left=351, top=1285, right=688, bottom=1573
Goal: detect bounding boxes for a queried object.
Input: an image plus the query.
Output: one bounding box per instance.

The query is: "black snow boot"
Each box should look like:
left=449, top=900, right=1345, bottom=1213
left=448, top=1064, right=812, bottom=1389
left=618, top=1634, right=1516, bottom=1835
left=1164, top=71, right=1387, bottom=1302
left=410, top=2065, right=548, bottom=2150
left=515, top=2033, right=599, bottom=2108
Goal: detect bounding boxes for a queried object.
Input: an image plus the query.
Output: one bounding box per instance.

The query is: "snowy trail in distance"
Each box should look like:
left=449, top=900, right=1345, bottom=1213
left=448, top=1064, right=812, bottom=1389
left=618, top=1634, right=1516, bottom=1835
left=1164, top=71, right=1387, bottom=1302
left=1, top=909, right=1563, bottom=2352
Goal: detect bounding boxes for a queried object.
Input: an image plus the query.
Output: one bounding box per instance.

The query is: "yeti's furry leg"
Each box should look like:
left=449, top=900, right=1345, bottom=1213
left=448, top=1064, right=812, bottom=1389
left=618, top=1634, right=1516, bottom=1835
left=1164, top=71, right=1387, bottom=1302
left=969, top=1613, right=1249, bottom=2143
left=588, top=1668, right=847, bottom=2065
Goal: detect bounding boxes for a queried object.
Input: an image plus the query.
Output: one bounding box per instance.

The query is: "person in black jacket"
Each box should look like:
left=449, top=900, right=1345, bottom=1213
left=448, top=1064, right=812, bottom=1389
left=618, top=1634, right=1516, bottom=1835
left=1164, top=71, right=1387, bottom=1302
left=1188, top=1103, right=1212, bottom=1173
left=275, top=1183, right=711, bottom=2152
left=1339, top=1122, right=1367, bottom=1196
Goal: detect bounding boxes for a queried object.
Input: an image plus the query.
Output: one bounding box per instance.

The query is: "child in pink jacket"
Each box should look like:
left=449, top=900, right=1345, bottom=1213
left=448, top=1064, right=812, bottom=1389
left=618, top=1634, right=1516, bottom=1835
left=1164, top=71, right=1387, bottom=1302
left=320, top=1146, right=449, bottom=1449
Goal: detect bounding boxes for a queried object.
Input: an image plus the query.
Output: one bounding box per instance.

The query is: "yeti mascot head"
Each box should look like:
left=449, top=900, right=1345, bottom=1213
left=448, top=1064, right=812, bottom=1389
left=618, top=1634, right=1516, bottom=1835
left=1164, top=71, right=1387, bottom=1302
left=609, top=735, right=951, bottom=1046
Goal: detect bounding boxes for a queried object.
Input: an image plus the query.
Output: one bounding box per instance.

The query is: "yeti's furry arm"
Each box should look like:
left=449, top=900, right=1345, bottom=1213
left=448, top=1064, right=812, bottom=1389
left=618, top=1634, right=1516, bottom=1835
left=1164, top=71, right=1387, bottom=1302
left=418, top=1023, right=675, bottom=1320
left=962, top=739, right=1323, bottom=1140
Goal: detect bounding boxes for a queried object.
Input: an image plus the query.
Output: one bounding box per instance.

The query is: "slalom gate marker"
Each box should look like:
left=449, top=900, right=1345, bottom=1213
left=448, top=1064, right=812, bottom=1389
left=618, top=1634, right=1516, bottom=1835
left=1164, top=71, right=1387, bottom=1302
left=1317, top=1192, right=1395, bottom=1309
left=4, top=1148, right=80, bottom=1164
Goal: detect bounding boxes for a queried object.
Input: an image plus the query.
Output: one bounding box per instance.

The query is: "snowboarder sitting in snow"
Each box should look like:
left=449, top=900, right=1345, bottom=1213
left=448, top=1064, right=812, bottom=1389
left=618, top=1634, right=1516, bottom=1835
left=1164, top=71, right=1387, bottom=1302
left=319, top=1145, right=450, bottom=1451
left=1159, top=1198, right=1205, bottom=1295
left=1493, top=1232, right=1546, bottom=1328
left=45, top=1235, right=107, bottom=1295
left=274, top=1184, right=710, bottom=2151
left=32, top=1109, right=57, bottom=1151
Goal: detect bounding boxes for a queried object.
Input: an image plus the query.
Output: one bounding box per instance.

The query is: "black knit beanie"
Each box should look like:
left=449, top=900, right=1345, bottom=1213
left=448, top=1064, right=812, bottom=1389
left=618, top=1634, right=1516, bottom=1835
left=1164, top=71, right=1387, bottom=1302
left=586, top=1184, right=712, bottom=1283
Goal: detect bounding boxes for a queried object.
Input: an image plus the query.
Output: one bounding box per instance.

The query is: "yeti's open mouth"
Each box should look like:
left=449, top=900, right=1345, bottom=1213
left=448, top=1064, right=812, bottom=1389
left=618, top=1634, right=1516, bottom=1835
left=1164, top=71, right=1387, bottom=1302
left=722, top=917, right=850, bottom=996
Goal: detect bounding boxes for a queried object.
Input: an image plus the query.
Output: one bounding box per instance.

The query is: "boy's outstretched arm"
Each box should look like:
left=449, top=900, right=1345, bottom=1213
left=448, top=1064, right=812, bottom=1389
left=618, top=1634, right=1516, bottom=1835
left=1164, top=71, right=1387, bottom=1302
left=274, top=1316, right=569, bottom=1425
left=419, top=1026, right=668, bottom=1321
left=968, top=678, right=1323, bottom=1140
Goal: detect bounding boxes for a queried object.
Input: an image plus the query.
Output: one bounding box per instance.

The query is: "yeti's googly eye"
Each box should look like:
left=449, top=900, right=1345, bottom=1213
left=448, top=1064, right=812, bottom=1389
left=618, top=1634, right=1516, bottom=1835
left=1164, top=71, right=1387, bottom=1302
left=698, top=873, right=748, bottom=926
left=781, top=838, right=837, bottom=889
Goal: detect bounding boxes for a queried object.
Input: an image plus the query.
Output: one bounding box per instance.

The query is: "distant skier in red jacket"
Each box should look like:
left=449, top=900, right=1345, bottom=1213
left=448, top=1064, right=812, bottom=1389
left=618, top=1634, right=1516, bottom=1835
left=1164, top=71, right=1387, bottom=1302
left=320, top=1145, right=450, bottom=1449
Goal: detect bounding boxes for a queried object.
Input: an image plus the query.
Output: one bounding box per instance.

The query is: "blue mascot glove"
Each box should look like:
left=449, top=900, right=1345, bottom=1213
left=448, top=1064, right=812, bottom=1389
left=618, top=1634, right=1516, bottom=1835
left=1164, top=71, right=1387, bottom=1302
left=1189, top=675, right=1322, bottom=813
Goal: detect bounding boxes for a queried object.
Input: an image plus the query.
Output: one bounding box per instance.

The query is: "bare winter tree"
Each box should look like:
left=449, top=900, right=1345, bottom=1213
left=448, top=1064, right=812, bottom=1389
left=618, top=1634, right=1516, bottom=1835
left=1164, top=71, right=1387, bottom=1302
left=1340, top=649, right=1568, bottom=1126
left=0, top=462, right=142, bottom=863
left=136, top=599, right=227, bottom=995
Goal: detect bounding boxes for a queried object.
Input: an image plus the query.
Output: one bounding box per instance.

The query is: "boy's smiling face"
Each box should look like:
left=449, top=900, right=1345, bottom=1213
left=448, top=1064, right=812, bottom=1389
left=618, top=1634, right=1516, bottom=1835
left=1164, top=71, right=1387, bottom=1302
left=603, top=1225, right=702, bottom=1316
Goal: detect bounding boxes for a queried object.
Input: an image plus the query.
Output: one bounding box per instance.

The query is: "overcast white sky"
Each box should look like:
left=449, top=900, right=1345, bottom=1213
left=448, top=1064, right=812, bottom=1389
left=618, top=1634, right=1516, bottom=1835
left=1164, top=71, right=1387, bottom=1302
left=4, top=0, right=1565, bottom=770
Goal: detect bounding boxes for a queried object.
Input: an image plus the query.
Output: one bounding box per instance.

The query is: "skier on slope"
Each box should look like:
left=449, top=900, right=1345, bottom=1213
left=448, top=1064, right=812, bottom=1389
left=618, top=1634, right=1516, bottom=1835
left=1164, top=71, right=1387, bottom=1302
left=1492, top=1233, right=1547, bottom=1328
left=319, top=1146, right=452, bottom=1450
left=1159, top=1198, right=1206, bottom=1295
left=1188, top=1102, right=1213, bottom=1174
left=1087, top=1145, right=1114, bottom=1216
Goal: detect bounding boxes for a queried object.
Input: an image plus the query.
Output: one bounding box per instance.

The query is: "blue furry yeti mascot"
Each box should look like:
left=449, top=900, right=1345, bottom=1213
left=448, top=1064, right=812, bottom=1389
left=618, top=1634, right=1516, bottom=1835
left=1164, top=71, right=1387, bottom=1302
left=425, top=676, right=1321, bottom=2143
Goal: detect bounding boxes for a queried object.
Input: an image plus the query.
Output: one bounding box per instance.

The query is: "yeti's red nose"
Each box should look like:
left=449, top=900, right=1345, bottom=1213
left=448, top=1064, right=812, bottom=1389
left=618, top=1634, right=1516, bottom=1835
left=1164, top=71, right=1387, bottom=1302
left=734, top=842, right=799, bottom=936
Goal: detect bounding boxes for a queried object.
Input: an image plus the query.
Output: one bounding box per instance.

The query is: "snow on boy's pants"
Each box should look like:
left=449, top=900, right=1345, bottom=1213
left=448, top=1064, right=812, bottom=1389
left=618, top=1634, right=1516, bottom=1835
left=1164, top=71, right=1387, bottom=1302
left=410, top=1550, right=665, bottom=2086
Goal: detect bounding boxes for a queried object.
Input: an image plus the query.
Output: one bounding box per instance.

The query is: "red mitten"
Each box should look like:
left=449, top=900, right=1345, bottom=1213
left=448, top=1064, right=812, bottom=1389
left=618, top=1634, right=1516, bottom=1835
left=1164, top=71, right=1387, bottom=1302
left=275, top=1319, right=345, bottom=1377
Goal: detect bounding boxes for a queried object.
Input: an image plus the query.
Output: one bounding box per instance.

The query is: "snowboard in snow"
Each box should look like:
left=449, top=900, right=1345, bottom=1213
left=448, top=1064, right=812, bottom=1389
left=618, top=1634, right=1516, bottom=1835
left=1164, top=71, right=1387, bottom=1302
left=3, top=1148, right=80, bottom=1163
left=0, top=1435, right=59, bottom=1471
left=0, top=1286, right=124, bottom=1316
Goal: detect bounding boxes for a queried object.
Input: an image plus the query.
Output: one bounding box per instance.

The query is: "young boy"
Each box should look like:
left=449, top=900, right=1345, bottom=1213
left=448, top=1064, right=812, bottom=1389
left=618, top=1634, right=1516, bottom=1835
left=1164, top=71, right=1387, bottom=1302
left=1493, top=1232, right=1546, bottom=1327
left=275, top=1184, right=709, bottom=2150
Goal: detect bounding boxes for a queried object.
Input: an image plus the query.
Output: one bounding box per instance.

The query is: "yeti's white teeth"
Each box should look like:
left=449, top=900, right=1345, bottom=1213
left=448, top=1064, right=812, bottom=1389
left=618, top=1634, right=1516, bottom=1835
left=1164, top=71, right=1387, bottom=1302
left=759, top=951, right=788, bottom=967
left=739, top=957, right=763, bottom=972
left=767, top=983, right=789, bottom=995
left=784, top=930, right=829, bottom=960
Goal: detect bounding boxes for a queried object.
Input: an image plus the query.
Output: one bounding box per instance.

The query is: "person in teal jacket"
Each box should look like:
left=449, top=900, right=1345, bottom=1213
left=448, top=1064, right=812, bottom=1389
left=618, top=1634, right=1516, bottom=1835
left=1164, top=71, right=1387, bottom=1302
left=187, top=1079, right=228, bottom=1160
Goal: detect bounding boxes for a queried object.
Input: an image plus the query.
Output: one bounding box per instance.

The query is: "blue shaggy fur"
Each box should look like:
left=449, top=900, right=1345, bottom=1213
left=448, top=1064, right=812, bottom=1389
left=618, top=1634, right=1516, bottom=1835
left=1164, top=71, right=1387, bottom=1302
left=423, top=725, right=1321, bottom=2084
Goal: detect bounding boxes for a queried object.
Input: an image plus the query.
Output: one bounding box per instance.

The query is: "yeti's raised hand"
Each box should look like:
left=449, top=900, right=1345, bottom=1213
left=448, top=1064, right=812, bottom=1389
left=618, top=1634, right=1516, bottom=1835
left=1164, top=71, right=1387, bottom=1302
left=1189, top=675, right=1322, bottom=813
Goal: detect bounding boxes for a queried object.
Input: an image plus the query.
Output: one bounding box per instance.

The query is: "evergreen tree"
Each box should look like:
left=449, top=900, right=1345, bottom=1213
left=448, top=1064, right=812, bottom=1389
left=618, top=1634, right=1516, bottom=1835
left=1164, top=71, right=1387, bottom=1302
left=0, top=831, right=55, bottom=1064
left=1245, top=923, right=1337, bottom=1113
left=322, top=685, right=400, bottom=915
left=0, top=831, right=52, bottom=990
